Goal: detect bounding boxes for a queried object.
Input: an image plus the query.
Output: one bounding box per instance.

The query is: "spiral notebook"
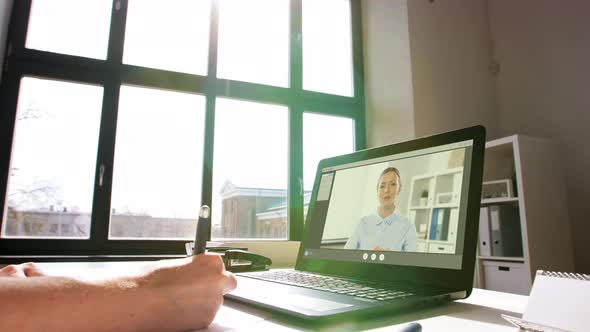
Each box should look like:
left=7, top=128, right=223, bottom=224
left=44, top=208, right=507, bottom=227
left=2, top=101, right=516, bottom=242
left=502, top=270, right=590, bottom=332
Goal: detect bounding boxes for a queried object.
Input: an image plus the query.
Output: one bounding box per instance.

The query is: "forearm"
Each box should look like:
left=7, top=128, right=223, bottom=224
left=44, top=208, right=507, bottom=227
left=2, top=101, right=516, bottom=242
left=0, top=275, right=164, bottom=332
left=0, top=256, right=235, bottom=331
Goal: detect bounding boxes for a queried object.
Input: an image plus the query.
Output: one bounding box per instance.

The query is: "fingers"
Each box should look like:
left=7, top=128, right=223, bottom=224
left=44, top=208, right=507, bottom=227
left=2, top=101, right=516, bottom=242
left=149, top=254, right=237, bottom=295
left=191, top=253, right=226, bottom=275
left=190, top=254, right=237, bottom=294
left=222, top=271, right=238, bottom=294
left=0, top=264, right=26, bottom=277
left=192, top=253, right=223, bottom=266
left=0, top=262, right=45, bottom=278
left=21, top=262, right=45, bottom=277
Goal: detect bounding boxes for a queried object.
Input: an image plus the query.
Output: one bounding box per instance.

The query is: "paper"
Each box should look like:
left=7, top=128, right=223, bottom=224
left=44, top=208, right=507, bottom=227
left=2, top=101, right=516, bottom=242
left=196, top=305, right=268, bottom=332
left=522, top=272, right=590, bottom=332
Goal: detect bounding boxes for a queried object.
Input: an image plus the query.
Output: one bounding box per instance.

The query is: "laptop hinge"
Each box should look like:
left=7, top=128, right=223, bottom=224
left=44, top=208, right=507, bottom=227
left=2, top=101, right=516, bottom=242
left=449, top=290, right=467, bottom=300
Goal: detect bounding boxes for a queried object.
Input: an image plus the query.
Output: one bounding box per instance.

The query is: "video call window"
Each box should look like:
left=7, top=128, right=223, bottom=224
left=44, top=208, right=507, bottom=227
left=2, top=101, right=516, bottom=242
left=320, top=148, right=466, bottom=255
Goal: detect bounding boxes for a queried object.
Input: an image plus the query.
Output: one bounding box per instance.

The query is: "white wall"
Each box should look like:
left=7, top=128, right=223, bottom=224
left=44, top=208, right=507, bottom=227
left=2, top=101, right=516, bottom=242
left=322, top=166, right=370, bottom=240
left=362, top=0, right=415, bottom=147
left=487, top=0, right=590, bottom=272
left=406, top=0, right=498, bottom=139
left=362, top=0, right=498, bottom=141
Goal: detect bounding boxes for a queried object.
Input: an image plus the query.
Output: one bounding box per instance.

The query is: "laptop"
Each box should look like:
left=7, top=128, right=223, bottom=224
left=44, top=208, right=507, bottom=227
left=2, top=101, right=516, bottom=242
left=225, top=126, right=486, bottom=322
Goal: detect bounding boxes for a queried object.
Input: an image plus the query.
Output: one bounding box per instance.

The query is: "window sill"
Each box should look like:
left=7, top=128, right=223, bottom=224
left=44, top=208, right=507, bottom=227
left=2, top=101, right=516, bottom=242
left=0, top=255, right=184, bottom=264
left=0, top=241, right=301, bottom=268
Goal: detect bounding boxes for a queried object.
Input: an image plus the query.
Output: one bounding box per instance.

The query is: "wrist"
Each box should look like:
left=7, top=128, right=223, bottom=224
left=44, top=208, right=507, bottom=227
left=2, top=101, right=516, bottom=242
left=77, top=275, right=166, bottom=332
left=118, top=275, right=171, bottom=331
left=122, top=274, right=187, bottom=332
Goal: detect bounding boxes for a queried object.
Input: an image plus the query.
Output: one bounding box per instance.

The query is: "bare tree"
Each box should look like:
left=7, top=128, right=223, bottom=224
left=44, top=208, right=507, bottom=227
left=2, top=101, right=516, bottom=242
left=6, top=179, right=59, bottom=210
left=8, top=100, right=59, bottom=210
left=16, top=100, right=49, bottom=121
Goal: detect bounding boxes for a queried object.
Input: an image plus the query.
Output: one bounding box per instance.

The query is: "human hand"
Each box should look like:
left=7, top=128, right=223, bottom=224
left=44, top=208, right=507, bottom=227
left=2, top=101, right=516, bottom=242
left=0, top=262, right=45, bottom=278
left=138, top=254, right=237, bottom=331
left=0, top=257, right=236, bottom=332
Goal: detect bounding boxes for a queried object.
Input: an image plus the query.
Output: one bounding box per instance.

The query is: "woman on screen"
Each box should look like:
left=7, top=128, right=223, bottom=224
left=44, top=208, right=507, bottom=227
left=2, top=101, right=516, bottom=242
left=344, top=167, right=418, bottom=252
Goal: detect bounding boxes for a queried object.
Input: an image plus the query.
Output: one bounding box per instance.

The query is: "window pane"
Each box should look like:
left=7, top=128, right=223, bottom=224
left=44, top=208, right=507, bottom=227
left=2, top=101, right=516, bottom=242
left=217, top=0, right=289, bottom=87
left=303, top=0, right=354, bottom=96
left=212, top=98, right=288, bottom=239
left=2, top=77, right=103, bottom=239
left=123, top=0, right=211, bottom=75
left=109, top=86, right=206, bottom=239
left=26, top=0, right=112, bottom=60
left=303, top=113, right=355, bottom=219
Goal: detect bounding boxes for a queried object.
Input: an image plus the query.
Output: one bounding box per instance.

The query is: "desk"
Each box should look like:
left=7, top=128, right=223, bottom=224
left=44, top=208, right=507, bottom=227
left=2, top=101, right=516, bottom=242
left=208, top=289, right=525, bottom=331
left=36, top=262, right=525, bottom=331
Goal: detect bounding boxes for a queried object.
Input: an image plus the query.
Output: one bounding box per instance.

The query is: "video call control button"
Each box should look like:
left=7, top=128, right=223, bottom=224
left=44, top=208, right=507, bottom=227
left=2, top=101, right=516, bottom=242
left=379, top=254, right=385, bottom=261
left=362, top=253, right=368, bottom=260
left=370, top=253, right=377, bottom=261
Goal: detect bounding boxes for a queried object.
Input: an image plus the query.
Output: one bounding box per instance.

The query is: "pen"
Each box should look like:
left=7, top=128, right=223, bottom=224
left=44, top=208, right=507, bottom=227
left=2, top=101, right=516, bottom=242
left=398, top=322, right=422, bottom=332
left=193, top=205, right=210, bottom=255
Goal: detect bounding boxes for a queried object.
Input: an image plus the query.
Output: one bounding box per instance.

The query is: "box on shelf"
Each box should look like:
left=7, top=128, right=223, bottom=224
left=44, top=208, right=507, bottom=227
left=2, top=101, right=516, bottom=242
left=483, top=260, right=530, bottom=295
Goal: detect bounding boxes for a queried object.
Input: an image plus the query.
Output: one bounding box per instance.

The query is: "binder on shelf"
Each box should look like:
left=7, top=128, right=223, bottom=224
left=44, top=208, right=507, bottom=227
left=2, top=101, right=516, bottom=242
left=478, top=207, right=491, bottom=256
left=435, top=209, right=444, bottom=240
left=489, top=205, right=523, bottom=257
left=429, top=208, right=439, bottom=240
left=448, top=208, right=459, bottom=242
left=439, top=208, right=450, bottom=241
left=433, top=208, right=451, bottom=241
left=489, top=206, right=503, bottom=256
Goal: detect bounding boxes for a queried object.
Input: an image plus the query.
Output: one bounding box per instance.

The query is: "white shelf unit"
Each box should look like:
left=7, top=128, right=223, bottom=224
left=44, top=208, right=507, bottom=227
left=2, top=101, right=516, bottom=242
left=474, top=135, right=574, bottom=295
left=407, top=167, right=463, bottom=254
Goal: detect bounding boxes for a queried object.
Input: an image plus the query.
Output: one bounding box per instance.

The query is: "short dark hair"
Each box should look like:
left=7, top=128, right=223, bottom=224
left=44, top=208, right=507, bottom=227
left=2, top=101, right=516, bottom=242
left=377, top=167, right=402, bottom=190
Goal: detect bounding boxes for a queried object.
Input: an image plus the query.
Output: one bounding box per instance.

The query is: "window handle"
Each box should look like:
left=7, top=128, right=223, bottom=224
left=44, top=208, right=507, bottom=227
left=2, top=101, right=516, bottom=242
left=99, top=164, right=105, bottom=187
left=299, top=177, right=303, bottom=196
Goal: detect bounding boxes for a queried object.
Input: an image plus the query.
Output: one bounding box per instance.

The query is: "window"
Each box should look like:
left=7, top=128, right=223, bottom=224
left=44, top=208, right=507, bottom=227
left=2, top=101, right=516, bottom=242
left=212, top=98, right=289, bottom=239
left=109, top=86, right=206, bottom=239
left=217, top=0, right=290, bottom=87
left=26, top=0, right=113, bottom=60
left=123, top=0, right=211, bottom=75
left=0, top=0, right=365, bottom=256
left=302, top=0, right=354, bottom=96
left=303, top=113, right=355, bottom=221
left=2, top=77, right=103, bottom=239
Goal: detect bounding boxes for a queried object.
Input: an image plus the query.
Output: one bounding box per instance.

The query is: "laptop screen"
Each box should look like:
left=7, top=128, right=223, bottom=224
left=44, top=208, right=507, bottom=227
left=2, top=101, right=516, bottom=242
left=301, top=139, right=474, bottom=270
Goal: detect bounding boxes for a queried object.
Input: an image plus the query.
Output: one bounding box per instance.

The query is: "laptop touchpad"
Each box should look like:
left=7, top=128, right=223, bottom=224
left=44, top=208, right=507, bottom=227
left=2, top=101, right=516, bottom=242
left=232, top=276, right=353, bottom=313
left=287, top=294, right=352, bottom=312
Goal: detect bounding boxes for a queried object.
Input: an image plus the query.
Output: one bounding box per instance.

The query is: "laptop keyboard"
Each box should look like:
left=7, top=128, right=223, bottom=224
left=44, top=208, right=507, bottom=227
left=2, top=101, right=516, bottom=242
left=243, top=270, right=414, bottom=301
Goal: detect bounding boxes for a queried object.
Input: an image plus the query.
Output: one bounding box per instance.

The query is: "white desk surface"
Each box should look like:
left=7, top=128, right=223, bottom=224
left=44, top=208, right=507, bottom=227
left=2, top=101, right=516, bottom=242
left=208, top=289, right=526, bottom=332
left=37, top=262, right=526, bottom=331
